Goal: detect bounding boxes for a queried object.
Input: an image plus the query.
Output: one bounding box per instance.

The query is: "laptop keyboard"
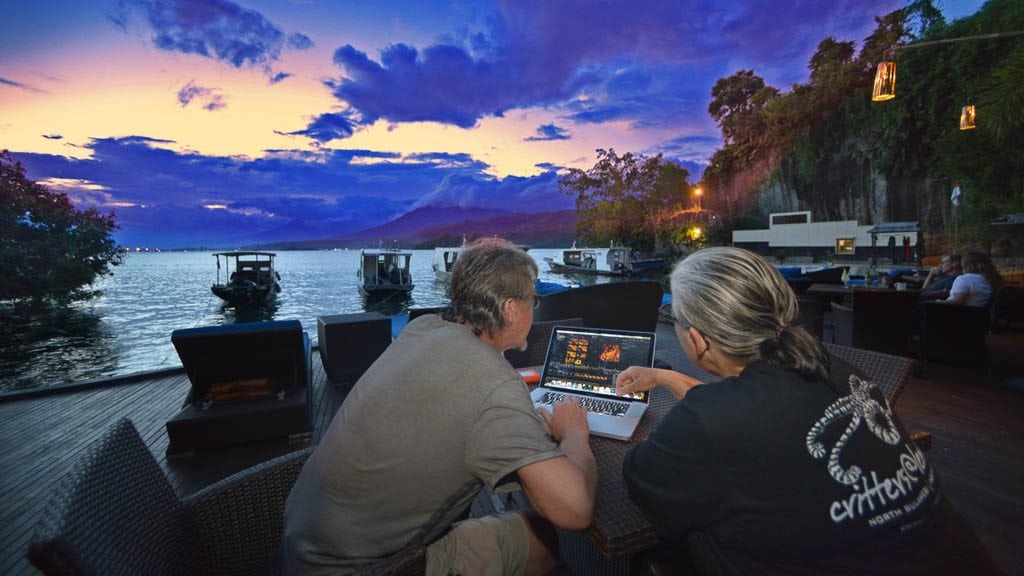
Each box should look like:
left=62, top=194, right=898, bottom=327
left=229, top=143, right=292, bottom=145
left=536, top=391, right=630, bottom=417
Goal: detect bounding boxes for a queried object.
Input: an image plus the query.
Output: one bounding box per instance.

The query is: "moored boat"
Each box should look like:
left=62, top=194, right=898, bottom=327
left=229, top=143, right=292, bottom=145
left=431, top=246, right=462, bottom=282
left=544, top=245, right=634, bottom=276
left=211, top=251, right=281, bottom=307
left=358, top=248, right=414, bottom=296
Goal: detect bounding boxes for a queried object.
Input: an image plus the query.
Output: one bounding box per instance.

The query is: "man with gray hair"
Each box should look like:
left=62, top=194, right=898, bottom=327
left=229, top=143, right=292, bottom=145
left=283, top=238, right=596, bottom=575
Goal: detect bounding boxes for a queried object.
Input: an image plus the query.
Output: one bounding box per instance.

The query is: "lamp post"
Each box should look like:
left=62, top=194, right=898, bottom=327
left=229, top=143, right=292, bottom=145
left=693, top=187, right=703, bottom=211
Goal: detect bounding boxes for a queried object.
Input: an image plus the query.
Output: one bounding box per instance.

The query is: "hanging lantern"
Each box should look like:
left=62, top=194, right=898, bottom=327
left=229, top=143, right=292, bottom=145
left=959, top=104, right=977, bottom=130
left=872, top=61, right=897, bottom=101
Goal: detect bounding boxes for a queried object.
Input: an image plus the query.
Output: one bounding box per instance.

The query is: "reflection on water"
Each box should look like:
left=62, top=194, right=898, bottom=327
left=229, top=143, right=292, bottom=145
left=361, top=291, right=415, bottom=318
left=0, top=304, right=118, bottom=391
left=217, top=301, right=279, bottom=324
left=0, top=248, right=663, bottom=390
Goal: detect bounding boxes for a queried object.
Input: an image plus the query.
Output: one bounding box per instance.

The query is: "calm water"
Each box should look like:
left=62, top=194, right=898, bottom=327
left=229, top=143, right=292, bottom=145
left=0, top=249, right=641, bottom=391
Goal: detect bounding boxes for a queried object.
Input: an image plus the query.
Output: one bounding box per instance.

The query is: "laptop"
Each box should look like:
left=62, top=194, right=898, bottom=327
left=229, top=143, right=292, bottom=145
left=530, top=326, right=656, bottom=441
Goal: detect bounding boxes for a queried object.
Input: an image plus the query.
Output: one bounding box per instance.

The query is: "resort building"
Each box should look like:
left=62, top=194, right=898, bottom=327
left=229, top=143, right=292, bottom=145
left=732, top=211, right=921, bottom=264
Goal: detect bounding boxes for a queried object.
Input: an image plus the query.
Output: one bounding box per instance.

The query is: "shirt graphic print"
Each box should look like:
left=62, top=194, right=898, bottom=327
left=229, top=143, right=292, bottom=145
left=805, top=374, right=935, bottom=528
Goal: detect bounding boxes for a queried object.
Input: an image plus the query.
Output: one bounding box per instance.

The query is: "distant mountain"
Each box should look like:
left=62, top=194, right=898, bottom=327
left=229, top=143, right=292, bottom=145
left=261, top=206, right=578, bottom=249
left=344, top=205, right=510, bottom=242
left=410, top=210, right=577, bottom=248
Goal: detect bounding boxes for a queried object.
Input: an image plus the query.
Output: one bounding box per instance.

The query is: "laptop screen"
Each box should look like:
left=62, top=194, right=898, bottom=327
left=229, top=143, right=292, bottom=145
left=541, top=327, right=656, bottom=403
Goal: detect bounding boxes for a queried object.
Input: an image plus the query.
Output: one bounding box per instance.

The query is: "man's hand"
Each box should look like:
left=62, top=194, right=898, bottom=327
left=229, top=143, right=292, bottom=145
left=537, top=398, right=589, bottom=442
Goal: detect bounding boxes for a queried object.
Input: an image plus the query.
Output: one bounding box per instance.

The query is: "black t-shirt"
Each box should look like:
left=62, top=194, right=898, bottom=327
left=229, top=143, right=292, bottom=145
left=623, top=355, right=996, bottom=575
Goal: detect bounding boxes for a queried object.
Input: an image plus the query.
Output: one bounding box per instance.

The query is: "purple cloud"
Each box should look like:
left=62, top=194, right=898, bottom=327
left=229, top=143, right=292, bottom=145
left=116, top=0, right=314, bottom=80
left=269, top=72, right=292, bottom=84
left=276, top=112, right=358, bottom=142
left=648, top=134, right=721, bottom=176
left=408, top=170, right=569, bottom=213
left=525, top=124, right=571, bottom=141
left=1, top=76, right=46, bottom=94
left=326, top=0, right=900, bottom=132
left=176, top=81, right=227, bottom=111
left=288, top=32, right=314, bottom=50
left=10, top=136, right=568, bottom=247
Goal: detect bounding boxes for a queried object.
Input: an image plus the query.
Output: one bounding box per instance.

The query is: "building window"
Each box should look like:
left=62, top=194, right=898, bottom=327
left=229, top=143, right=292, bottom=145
left=772, top=213, right=809, bottom=225
left=836, top=238, right=856, bottom=255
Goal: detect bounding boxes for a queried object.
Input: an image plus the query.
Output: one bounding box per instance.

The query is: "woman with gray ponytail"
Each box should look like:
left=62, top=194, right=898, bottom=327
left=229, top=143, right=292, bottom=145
left=618, top=247, right=995, bottom=575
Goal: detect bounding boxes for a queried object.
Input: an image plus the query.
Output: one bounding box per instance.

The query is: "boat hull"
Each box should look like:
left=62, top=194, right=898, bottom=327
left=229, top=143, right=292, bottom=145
left=211, top=283, right=278, bottom=307
left=630, top=258, right=666, bottom=273
left=358, top=284, right=415, bottom=297
left=544, top=258, right=631, bottom=277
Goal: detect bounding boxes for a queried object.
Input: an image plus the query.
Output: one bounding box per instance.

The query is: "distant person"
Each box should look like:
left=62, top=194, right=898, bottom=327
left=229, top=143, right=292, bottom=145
left=616, top=247, right=996, bottom=575
left=283, top=238, right=596, bottom=575
left=945, top=251, right=1003, bottom=307
left=919, top=253, right=962, bottom=300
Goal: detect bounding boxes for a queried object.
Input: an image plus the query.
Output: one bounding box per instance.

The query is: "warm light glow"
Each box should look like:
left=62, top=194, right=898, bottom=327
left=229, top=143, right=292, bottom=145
left=689, top=227, right=702, bottom=240
left=872, top=61, right=897, bottom=102
left=959, top=104, right=977, bottom=130
left=693, top=187, right=703, bottom=197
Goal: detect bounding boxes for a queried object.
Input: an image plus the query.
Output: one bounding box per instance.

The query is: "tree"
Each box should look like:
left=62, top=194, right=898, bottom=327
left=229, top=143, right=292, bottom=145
left=708, top=70, right=779, bottom=148
left=559, top=149, right=690, bottom=253
left=1, top=151, right=123, bottom=304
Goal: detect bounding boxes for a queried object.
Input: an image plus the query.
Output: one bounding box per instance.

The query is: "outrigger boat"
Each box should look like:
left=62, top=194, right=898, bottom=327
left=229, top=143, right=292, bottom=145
left=431, top=246, right=462, bottom=282
left=211, top=251, right=281, bottom=307
left=358, top=248, right=414, bottom=296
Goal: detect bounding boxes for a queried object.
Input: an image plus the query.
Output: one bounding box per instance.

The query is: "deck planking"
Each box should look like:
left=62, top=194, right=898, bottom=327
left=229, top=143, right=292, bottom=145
left=1, top=327, right=1022, bottom=575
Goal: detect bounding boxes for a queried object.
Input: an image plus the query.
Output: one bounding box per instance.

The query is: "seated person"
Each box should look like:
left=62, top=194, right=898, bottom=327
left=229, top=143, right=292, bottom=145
left=946, top=251, right=1003, bottom=307
left=616, top=247, right=997, bottom=575
left=283, top=239, right=596, bottom=575
left=918, top=253, right=961, bottom=300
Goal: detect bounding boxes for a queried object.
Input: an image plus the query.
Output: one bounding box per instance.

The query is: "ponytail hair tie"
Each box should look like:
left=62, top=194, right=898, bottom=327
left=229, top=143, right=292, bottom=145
left=776, top=323, right=789, bottom=338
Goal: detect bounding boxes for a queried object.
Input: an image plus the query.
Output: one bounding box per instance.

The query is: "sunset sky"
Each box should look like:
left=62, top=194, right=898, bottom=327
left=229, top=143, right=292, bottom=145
left=2, top=0, right=984, bottom=248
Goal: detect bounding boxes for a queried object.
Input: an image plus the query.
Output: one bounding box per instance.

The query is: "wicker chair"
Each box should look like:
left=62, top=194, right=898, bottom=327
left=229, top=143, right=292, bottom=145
left=985, top=284, right=1024, bottom=378
left=829, top=288, right=920, bottom=357
left=921, top=300, right=993, bottom=366
left=534, top=281, right=664, bottom=333
left=824, top=343, right=930, bottom=450
left=505, top=317, right=584, bottom=368
left=28, top=419, right=425, bottom=576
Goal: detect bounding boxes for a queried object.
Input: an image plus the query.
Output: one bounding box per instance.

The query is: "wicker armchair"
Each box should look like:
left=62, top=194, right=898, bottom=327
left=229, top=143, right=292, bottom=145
left=534, top=281, right=664, bottom=333
left=829, top=288, right=919, bottom=356
left=28, top=419, right=425, bottom=576
left=824, top=343, right=930, bottom=450
left=921, top=301, right=992, bottom=366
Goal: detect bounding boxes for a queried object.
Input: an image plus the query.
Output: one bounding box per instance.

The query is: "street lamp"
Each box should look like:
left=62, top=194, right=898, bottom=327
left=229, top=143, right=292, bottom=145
left=693, top=187, right=703, bottom=211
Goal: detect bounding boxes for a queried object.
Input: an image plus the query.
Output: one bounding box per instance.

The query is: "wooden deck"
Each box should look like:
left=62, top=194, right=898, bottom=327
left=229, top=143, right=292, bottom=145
left=1, top=323, right=1022, bottom=575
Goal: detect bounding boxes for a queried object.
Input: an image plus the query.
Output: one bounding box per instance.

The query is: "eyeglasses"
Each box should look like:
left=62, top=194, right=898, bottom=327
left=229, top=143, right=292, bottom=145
left=532, top=295, right=541, bottom=309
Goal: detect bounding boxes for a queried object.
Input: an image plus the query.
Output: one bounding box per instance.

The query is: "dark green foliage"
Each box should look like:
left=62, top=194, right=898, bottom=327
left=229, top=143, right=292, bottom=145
left=0, top=151, right=123, bottom=304
left=558, top=149, right=691, bottom=253
left=702, top=0, right=1024, bottom=249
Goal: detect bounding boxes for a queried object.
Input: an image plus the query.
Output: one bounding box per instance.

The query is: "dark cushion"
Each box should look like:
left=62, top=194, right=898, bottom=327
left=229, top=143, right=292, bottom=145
left=166, top=388, right=311, bottom=456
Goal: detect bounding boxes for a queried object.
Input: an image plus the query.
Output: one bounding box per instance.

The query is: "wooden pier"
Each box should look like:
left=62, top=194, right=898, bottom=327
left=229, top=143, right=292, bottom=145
left=1, top=323, right=1021, bottom=574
